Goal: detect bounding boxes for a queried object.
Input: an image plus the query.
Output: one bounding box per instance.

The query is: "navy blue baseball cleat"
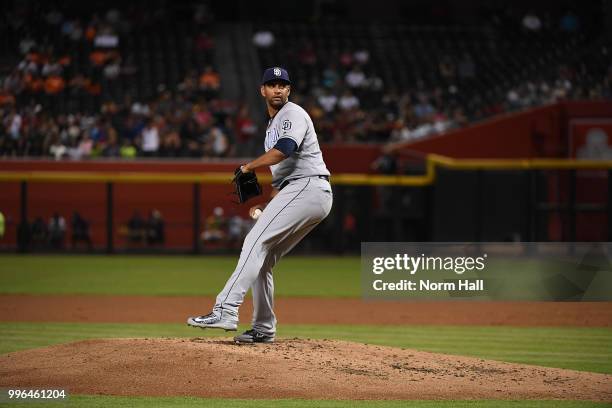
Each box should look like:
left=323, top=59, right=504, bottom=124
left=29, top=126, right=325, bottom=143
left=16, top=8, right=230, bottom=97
left=234, top=328, right=275, bottom=344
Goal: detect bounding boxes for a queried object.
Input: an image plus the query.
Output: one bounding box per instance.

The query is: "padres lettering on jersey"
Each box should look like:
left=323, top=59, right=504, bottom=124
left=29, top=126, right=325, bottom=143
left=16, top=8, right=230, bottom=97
left=265, top=101, right=330, bottom=189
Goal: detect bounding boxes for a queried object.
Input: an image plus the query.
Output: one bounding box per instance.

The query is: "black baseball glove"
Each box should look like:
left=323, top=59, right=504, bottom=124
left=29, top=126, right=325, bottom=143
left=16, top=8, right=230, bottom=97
left=232, top=167, right=262, bottom=203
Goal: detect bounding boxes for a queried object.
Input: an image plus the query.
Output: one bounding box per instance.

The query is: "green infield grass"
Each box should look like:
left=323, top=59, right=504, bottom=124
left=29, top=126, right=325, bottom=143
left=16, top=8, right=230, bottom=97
left=4, top=396, right=611, bottom=408
left=1, top=322, right=610, bottom=374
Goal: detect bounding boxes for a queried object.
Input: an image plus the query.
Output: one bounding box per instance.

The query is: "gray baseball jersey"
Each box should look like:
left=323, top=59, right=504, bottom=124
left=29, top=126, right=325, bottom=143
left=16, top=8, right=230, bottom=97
left=264, top=101, right=330, bottom=189
left=209, top=100, right=333, bottom=338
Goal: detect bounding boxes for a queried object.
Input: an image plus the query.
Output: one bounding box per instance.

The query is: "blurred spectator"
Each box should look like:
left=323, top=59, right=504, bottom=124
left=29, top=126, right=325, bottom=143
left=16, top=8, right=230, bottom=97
left=338, top=90, right=359, bottom=111
left=206, top=125, right=229, bottom=157
left=120, top=138, right=137, bottom=158
left=90, top=50, right=109, bottom=66
left=44, top=75, right=65, bottom=95
left=71, top=212, right=92, bottom=250
left=85, top=18, right=97, bottom=42
left=560, top=12, right=579, bottom=32
left=140, top=118, right=159, bottom=157
left=101, top=128, right=120, bottom=157
left=235, top=105, right=257, bottom=156
left=522, top=11, right=542, bottom=32
left=322, top=64, right=340, bottom=88
left=19, top=36, right=36, bottom=55
left=7, top=109, right=22, bottom=140
left=94, top=27, right=119, bottom=48
left=339, top=50, right=353, bottom=67
left=4, top=70, right=24, bottom=96
left=318, top=88, right=338, bottom=114
left=199, top=66, right=221, bottom=92
left=42, top=59, right=62, bottom=77
left=202, top=206, right=226, bottom=243
left=62, top=19, right=83, bottom=41
left=48, top=212, right=66, bottom=249
left=364, top=73, right=384, bottom=93
left=146, top=209, right=164, bottom=245
left=127, top=211, right=145, bottom=243
left=76, top=133, right=94, bottom=158
left=49, top=134, right=68, bottom=160
left=159, top=128, right=181, bottom=157
left=253, top=30, right=275, bottom=48
left=0, top=211, right=4, bottom=238
left=226, top=213, right=245, bottom=249
left=103, top=56, right=121, bottom=80
left=345, top=66, right=366, bottom=88
left=413, top=94, right=435, bottom=118
left=353, top=49, right=370, bottom=65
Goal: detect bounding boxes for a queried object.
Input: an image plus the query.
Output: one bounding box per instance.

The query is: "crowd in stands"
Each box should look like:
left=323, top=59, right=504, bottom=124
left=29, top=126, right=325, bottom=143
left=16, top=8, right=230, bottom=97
left=254, top=8, right=611, bottom=144
left=0, top=3, right=258, bottom=159
left=0, top=87, right=256, bottom=159
left=1, top=3, right=610, bottom=159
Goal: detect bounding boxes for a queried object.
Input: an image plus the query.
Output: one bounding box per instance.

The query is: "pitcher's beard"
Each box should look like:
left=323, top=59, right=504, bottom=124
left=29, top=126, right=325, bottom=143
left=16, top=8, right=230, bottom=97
left=269, top=98, right=286, bottom=109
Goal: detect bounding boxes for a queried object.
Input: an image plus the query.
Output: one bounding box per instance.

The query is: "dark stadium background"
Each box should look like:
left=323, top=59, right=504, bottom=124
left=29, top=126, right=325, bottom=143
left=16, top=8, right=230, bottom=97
left=0, top=0, right=610, bottom=253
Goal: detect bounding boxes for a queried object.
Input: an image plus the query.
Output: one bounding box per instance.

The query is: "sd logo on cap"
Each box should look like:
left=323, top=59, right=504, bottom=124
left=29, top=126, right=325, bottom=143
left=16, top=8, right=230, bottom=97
left=261, top=67, right=291, bottom=85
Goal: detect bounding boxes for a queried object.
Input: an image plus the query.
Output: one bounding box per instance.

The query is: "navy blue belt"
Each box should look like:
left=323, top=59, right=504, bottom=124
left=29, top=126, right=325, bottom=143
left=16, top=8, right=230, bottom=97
left=279, top=175, right=329, bottom=190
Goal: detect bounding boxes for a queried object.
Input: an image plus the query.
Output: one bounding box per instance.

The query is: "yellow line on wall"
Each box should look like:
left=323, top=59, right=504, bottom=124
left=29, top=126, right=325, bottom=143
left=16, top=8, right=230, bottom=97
left=0, top=155, right=610, bottom=186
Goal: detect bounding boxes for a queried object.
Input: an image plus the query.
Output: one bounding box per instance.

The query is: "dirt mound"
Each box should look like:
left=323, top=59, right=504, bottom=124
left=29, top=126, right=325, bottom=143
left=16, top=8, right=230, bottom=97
left=1, top=338, right=610, bottom=401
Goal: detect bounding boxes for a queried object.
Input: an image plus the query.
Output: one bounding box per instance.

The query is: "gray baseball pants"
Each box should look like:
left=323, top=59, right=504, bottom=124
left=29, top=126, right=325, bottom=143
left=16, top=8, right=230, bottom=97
left=212, top=176, right=333, bottom=336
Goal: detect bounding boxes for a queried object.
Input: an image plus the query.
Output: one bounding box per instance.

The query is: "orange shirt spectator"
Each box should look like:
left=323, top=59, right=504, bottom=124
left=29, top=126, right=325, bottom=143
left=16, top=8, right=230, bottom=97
left=90, top=50, right=108, bottom=66
left=199, top=67, right=220, bottom=90
left=0, top=92, right=15, bottom=106
left=24, top=73, right=44, bottom=93
left=58, top=56, right=71, bottom=66
left=86, top=25, right=96, bottom=42
left=44, top=75, right=65, bottom=94
left=86, top=81, right=101, bottom=95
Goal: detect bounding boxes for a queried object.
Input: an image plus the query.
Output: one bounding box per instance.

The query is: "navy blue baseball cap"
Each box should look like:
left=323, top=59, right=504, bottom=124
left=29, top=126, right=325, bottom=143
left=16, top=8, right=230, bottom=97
left=261, top=67, right=291, bottom=85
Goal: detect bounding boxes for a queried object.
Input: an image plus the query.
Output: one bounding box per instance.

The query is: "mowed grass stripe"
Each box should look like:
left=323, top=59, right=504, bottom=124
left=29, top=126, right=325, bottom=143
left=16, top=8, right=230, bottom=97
left=282, top=326, right=612, bottom=373
left=321, top=328, right=609, bottom=342
left=1, top=322, right=610, bottom=374
left=5, top=396, right=612, bottom=408
left=298, top=327, right=611, bottom=348
left=0, top=255, right=360, bottom=297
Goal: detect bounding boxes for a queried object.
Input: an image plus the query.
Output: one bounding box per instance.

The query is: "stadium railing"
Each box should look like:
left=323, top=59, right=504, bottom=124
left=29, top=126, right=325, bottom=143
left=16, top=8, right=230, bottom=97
left=1, top=155, right=611, bottom=252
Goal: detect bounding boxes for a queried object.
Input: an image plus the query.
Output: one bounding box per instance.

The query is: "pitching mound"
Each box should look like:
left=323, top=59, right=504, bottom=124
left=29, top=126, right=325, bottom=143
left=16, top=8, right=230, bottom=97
left=1, top=338, right=611, bottom=401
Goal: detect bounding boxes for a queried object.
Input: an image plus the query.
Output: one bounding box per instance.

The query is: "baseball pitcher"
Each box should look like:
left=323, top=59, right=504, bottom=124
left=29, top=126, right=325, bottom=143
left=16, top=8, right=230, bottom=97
left=187, top=67, right=333, bottom=343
